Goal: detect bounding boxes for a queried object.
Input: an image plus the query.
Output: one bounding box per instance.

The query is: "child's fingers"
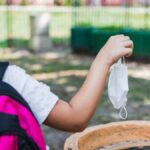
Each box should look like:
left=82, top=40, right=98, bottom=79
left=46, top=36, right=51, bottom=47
left=115, top=34, right=129, bottom=40
left=114, top=34, right=125, bottom=38
left=123, top=48, right=133, bottom=57
left=123, top=40, right=133, bottom=48
left=123, top=36, right=130, bottom=41
left=110, top=34, right=124, bottom=41
left=118, top=36, right=130, bottom=42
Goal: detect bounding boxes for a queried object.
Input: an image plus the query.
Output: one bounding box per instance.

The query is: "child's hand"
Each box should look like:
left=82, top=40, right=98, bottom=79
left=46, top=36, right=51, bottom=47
left=98, top=35, right=133, bottom=67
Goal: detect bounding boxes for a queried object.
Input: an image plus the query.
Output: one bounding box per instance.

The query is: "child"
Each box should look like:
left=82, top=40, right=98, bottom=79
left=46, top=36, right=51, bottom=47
left=3, top=35, right=133, bottom=132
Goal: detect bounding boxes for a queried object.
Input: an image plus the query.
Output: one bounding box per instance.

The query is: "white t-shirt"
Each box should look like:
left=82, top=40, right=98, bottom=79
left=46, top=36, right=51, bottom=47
left=3, top=65, right=59, bottom=124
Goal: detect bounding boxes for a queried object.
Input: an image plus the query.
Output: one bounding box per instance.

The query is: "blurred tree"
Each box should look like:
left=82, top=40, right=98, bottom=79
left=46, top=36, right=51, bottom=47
left=54, top=0, right=64, bottom=5
left=4, top=0, right=51, bottom=5
left=86, top=0, right=101, bottom=5
left=20, top=0, right=29, bottom=5
left=0, top=0, right=6, bottom=5
left=65, top=0, right=72, bottom=5
left=54, top=0, right=86, bottom=6
left=72, top=0, right=80, bottom=6
left=80, top=0, right=86, bottom=5
left=101, top=0, right=133, bottom=6
left=20, top=0, right=36, bottom=5
left=6, top=0, right=21, bottom=5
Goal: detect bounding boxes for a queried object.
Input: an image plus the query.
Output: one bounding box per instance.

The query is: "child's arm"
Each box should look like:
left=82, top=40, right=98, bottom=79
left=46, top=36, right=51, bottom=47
left=44, top=35, right=133, bottom=132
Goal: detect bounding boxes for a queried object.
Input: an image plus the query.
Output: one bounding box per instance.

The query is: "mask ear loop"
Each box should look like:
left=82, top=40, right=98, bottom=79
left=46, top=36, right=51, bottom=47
left=117, top=58, right=122, bottom=65
left=121, top=56, right=125, bottom=64
left=119, top=105, right=127, bottom=119
left=117, top=57, right=125, bottom=65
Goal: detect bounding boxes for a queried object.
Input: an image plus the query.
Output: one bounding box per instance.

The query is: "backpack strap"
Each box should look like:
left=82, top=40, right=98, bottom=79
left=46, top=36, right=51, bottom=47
left=0, top=62, right=9, bottom=81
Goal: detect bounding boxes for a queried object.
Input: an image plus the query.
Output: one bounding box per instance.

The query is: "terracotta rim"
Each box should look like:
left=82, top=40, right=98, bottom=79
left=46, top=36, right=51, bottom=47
left=64, top=121, right=150, bottom=150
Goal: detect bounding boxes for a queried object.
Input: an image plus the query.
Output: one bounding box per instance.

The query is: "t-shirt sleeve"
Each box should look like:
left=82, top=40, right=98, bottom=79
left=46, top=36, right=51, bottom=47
left=3, top=65, right=59, bottom=124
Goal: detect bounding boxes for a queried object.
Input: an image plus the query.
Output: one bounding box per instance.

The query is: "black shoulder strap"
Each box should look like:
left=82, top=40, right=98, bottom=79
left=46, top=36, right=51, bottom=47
left=0, top=62, right=9, bottom=81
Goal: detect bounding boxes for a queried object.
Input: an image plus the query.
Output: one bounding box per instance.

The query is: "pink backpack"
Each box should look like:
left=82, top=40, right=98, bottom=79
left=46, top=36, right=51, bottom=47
left=0, top=62, right=46, bottom=150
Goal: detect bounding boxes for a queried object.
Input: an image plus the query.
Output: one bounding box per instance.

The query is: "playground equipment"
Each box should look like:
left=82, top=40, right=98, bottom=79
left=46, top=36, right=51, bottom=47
left=64, top=121, right=150, bottom=150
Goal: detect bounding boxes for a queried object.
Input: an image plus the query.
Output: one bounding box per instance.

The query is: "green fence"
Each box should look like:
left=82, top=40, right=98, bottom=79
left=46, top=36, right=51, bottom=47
left=71, top=27, right=150, bottom=57
left=0, top=5, right=150, bottom=49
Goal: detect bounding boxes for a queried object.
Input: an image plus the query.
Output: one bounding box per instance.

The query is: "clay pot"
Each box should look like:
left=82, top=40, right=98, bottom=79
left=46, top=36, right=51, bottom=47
left=64, top=121, right=150, bottom=150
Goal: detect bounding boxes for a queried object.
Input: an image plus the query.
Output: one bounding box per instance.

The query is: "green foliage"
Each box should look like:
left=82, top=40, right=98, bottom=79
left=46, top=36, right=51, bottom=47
left=20, top=0, right=29, bottom=6
left=0, top=0, right=6, bottom=5
left=64, top=0, right=72, bottom=6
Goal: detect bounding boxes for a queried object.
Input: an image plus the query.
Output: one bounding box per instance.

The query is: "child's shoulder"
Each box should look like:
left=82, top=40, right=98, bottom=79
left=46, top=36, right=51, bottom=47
left=3, top=64, right=30, bottom=96
left=7, top=64, right=26, bottom=74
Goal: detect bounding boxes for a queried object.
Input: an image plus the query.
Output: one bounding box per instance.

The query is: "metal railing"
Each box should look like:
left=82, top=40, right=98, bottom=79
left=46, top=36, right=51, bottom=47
left=0, top=3, right=150, bottom=48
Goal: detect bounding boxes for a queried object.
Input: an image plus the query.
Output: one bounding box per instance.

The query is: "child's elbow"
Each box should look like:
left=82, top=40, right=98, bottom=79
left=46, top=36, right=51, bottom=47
left=71, top=121, right=88, bottom=132
left=75, top=124, right=87, bottom=132
left=78, top=124, right=87, bottom=132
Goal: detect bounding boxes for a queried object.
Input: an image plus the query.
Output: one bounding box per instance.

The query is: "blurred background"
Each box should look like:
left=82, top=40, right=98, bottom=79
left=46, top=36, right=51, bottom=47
left=0, top=0, right=150, bottom=149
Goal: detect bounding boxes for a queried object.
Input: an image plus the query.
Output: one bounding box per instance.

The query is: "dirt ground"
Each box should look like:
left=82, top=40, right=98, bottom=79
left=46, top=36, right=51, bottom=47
left=0, top=47, right=150, bottom=150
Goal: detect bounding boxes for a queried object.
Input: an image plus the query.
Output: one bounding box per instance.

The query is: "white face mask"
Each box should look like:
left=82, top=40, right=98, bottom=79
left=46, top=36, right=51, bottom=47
left=108, top=58, right=129, bottom=119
